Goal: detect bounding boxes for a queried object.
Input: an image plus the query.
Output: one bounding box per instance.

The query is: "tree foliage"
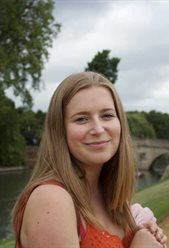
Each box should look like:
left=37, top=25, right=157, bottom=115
left=127, top=111, right=169, bottom=139
left=17, top=107, right=46, bottom=145
left=85, top=50, right=120, bottom=84
left=127, top=111, right=156, bottom=139
left=0, top=0, right=59, bottom=167
left=0, top=90, right=25, bottom=166
left=145, top=111, right=169, bottom=139
left=0, top=0, right=60, bottom=107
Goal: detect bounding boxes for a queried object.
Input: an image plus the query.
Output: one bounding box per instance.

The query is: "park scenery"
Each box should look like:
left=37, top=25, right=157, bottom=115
left=1, top=0, right=169, bottom=247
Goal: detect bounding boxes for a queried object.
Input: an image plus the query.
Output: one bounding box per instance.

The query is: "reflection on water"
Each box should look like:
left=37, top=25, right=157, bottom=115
left=0, top=169, right=161, bottom=240
left=136, top=170, right=161, bottom=190
left=0, top=169, right=31, bottom=239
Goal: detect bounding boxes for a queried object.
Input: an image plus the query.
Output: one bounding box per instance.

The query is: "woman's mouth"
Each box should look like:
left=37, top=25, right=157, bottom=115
left=84, top=140, right=110, bottom=148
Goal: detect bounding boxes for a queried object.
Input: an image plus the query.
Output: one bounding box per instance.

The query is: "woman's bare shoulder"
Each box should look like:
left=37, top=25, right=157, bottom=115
left=21, top=184, right=79, bottom=248
left=28, top=183, right=72, bottom=204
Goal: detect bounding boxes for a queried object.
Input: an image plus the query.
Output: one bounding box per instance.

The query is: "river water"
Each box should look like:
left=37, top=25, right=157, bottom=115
left=0, top=169, right=30, bottom=240
left=0, top=169, right=160, bottom=240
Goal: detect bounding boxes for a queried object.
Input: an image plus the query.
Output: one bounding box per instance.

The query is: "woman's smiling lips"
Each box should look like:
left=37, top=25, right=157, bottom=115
left=84, top=140, right=111, bottom=148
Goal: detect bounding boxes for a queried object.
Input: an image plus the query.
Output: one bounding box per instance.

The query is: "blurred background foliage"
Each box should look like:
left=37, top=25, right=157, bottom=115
left=0, top=1, right=169, bottom=167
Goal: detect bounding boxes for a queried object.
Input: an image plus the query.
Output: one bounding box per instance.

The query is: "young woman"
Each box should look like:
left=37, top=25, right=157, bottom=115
left=12, top=72, right=167, bottom=248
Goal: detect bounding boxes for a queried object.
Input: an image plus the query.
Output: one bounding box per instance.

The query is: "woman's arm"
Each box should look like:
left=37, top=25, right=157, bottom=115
left=21, top=184, right=80, bottom=248
left=137, top=222, right=167, bottom=246
left=129, top=228, right=164, bottom=248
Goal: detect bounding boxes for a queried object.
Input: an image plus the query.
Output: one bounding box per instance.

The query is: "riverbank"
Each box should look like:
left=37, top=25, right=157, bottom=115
left=0, top=166, right=25, bottom=174
left=0, top=238, right=14, bottom=248
left=133, top=177, right=169, bottom=246
left=133, top=177, right=169, bottom=220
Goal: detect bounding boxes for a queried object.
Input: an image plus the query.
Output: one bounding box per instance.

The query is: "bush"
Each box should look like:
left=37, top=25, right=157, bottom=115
left=127, top=111, right=156, bottom=139
left=0, top=91, right=26, bottom=167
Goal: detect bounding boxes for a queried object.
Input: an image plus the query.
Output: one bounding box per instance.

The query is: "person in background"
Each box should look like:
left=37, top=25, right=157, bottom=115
left=12, top=72, right=167, bottom=248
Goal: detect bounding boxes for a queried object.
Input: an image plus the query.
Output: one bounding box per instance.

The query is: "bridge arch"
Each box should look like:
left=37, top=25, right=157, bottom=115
left=150, top=154, right=169, bottom=176
left=133, top=138, right=169, bottom=171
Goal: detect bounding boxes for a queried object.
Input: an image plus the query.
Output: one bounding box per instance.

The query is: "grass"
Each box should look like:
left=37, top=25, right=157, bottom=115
left=1, top=178, right=169, bottom=247
left=0, top=238, right=15, bottom=248
left=133, top=177, right=169, bottom=221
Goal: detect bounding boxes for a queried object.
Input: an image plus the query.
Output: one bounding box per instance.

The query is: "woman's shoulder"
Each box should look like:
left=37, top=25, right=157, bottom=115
left=29, top=182, right=71, bottom=202
left=21, top=183, right=79, bottom=247
left=24, top=183, right=74, bottom=214
left=24, top=183, right=76, bottom=225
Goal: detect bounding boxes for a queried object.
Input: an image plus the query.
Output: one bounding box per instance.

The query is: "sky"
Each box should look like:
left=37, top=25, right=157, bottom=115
left=9, top=0, right=169, bottom=113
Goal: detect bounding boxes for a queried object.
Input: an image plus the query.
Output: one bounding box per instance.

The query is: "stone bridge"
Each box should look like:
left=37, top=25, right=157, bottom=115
left=133, top=138, right=169, bottom=170
left=26, top=138, right=169, bottom=171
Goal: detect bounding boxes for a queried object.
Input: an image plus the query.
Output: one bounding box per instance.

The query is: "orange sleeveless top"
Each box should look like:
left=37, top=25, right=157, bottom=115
left=15, top=181, right=133, bottom=248
left=80, top=223, right=133, bottom=248
left=79, top=218, right=133, bottom=248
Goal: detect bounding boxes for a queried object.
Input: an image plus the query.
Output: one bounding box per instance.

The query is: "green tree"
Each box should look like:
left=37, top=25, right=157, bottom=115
left=145, top=111, right=169, bottom=139
left=127, top=111, right=156, bottom=139
left=85, top=50, right=120, bottom=84
left=0, top=0, right=60, bottom=167
left=0, top=0, right=60, bottom=107
left=35, top=110, right=46, bottom=141
left=0, top=90, right=25, bottom=167
left=17, top=108, right=46, bottom=144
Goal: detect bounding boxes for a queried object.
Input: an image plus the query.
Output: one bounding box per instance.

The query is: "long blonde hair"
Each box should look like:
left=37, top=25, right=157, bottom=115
left=12, top=71, right=136, bottom=238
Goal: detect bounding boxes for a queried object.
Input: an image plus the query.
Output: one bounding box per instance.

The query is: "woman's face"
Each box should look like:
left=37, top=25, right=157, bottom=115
left=65, top=86, right=121, bottom=169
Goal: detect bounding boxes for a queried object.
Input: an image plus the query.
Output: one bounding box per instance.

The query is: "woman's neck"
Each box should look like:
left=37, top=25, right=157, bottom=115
left=85, top=166, right=102, bottom=196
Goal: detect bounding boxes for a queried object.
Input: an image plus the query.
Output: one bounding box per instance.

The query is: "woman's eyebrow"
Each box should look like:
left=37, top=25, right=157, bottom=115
left=70, top=108, right=116, bottom=118
left=69, top=111, right=89, bottom=119
left=101, top=108, right=116, bottom=112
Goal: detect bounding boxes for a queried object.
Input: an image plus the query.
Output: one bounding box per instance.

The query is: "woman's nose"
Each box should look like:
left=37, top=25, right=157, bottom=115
left=90, top=120, right=105, bottom=135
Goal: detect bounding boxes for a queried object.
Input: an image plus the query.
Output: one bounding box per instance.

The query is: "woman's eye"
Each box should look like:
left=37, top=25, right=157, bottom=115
left=75, top=116, right=88, bottom=124
left=102, top=113, right=114, bottom=120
